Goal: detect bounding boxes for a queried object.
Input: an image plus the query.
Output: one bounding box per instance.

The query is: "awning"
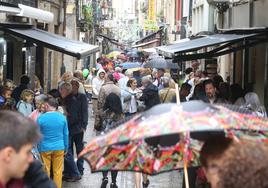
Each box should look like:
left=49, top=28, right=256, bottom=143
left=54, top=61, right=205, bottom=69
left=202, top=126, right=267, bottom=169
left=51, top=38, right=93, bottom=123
left=157, top=32, right=268, bottom=61
left=2, top=26, right=99, bottom=59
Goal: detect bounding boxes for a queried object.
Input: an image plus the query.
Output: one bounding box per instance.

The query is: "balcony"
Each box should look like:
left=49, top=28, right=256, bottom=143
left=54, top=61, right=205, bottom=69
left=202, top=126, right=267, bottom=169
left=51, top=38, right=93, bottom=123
left=0, top=0, right=37, bottom=7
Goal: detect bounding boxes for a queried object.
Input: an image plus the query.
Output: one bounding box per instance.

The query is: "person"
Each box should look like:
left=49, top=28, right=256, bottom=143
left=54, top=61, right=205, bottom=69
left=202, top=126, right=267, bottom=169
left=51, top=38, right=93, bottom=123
left=159, top=77, right=176, bottom=103
left=73, top=70, right=86, bottom=94
left=59, top=81, right=88, bottom=181
left=202, top=79, right=225, bottom=104
left=92, top=69, right=106, bottom=115
left=29, top=94, right=46, bottom=122
left=229, top=83, right=245, bottom=105
left=179, top=82, right=192, bottom=102
left=11, top=75, right=30, bottom=104
left=37, top=96, right=69, bottom=188
left=16, top=89, right=34, bottom=116
left=243, top=92, right=267, bottom=117
left=218, top=82, right=230, bottom=102
left=123, top=78, right=142, bottom=116
left=200, top=137, right=268, bottom=188
left=48, top=89, right=64, bottom=114
left=95, top=73, right=121, bottom=131
left=0, top=86, right=16, bottom=110
left=0, top=110, right=56, bottom=188
left=139, top=75, right=160, bottom=110
left=34, top=75, right=43, bottom=96
left=99, top=93, right=124, bottom=188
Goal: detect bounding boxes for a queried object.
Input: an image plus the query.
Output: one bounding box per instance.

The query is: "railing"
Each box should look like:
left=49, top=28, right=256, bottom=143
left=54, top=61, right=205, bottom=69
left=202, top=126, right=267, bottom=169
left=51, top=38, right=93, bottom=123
left=0, top=0, right=37, bottom=7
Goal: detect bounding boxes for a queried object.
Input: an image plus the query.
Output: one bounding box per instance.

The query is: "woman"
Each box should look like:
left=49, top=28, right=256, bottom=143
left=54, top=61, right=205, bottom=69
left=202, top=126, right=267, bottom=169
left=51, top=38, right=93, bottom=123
left=123, top=78, right=142, bottom=116
left=34, top=75, right=44, bottom=96
left=244, top=92, right=267, bottom=117
left=100, top=93, right=124, bottom=188
left=29, top=94, right=46, bottom=121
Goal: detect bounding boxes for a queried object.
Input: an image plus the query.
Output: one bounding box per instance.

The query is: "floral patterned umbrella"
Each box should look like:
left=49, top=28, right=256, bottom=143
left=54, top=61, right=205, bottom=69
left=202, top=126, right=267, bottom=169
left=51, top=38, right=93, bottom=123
left=80, top=101, right=268, bottom=175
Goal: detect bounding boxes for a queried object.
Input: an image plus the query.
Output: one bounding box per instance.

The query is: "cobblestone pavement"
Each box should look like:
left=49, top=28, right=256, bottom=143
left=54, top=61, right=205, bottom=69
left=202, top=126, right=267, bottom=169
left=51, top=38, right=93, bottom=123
left=63, top=105, right=183, bottom=188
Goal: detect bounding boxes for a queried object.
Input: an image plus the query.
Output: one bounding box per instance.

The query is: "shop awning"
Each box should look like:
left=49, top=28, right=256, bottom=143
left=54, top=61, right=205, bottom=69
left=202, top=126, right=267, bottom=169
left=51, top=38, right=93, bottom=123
left=156, top=32, right=268, bottom=61
left=2, top=27, right=99, bottom=59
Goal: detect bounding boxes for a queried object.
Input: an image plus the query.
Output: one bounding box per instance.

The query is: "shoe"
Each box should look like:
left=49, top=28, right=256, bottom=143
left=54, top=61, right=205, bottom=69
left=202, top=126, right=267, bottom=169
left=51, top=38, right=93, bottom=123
left=101, top=177, right=108, bottom=188
left=63, top=176, right=81, bottom=182
left=142, top=179, right=150, bottom=188
left=110, top=183, right=118, bottom=188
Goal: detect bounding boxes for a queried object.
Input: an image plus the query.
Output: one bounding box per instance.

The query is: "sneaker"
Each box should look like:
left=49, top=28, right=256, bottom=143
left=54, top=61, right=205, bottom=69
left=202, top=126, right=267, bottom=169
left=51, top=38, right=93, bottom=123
left=142, top=179, right=150, bottom=188
left=63, top=176, right=81, bottom=182
left=110, top=183, right=118, bottom=188
left=101, top=177, right=108, bottom=188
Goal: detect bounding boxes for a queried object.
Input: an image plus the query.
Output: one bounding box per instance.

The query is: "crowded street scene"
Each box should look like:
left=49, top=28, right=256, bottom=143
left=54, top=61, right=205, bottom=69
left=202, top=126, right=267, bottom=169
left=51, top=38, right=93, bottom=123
left=0, top=0, right=268, bottom=188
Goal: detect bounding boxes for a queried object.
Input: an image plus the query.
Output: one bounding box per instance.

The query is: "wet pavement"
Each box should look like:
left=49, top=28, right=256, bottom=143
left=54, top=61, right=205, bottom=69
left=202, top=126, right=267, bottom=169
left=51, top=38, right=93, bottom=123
left=63, top=105, right=182, bottom=188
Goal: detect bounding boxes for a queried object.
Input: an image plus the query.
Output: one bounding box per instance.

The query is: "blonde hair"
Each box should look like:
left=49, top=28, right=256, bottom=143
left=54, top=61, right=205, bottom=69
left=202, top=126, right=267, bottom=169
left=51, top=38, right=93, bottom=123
left=60, top=72, right=73, bottom=82
left=4, top=79, right=16, bottom=90
left=20, top=89, right=34, bottom=101
left=34, top=75, right=41, bottom=91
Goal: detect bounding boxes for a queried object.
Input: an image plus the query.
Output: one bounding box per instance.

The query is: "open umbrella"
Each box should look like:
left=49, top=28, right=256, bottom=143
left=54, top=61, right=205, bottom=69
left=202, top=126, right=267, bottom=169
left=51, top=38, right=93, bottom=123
left=120, top=62, right=142, bottom=69
left=144, top=58, right=180, bottom=69
left=80, top=101, right=268, bottom=176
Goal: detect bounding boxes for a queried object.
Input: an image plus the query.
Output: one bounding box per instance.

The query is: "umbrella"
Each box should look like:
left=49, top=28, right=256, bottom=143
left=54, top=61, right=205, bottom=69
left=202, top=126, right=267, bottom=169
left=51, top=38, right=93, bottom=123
left=106, top=51, right=122, bottom=58
left=120, top=62, right=142, bottom=69
left=79, top=101, right=268, bottom=175
left=144, top=58, right=180, bottom=69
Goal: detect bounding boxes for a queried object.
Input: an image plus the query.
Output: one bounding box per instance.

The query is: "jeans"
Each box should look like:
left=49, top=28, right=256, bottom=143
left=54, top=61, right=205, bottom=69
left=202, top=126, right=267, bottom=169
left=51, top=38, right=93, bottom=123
left=63, top=132, right=84, bottom=177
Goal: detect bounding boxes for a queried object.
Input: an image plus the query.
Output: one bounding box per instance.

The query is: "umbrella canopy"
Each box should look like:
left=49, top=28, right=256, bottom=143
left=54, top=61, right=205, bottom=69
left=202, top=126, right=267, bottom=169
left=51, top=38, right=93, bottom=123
left=120, top=62, right=142, bottom=69
left=106, top=51, right=122, bottom=58
left=144, top=58, right=180, bottom=69
left=80, top=101, right=268, bottom=175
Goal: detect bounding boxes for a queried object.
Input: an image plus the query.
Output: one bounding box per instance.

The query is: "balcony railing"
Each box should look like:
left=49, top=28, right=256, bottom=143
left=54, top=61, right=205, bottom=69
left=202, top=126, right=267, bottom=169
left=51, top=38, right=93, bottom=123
left=0, top=0, right=37, bottom=7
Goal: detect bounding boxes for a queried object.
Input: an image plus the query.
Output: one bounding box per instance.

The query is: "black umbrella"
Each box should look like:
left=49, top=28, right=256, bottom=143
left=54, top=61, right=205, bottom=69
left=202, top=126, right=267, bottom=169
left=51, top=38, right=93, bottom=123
left=144, top=58, right=180, bottom=69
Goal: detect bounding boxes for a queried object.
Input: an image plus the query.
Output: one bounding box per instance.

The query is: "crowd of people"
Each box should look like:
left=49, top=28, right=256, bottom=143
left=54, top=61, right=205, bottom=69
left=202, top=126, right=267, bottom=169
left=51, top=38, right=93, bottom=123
left=0, top=53, right=267, bottom=188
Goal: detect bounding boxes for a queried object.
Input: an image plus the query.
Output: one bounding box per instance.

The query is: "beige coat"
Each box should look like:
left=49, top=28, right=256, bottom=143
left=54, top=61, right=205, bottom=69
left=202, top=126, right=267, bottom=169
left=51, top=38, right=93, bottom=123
left=159, top=88, right=176, bottom=103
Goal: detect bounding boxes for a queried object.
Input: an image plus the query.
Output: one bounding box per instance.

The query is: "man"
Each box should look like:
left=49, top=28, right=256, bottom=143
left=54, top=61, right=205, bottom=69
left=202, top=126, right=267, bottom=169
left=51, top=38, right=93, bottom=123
left=73, top=70, right=86, bottom=94
left=95, top=73, right=120, bottom=131
left=59, top=82, right=85, bottom=181
left=37, top=96, right=68, bottom=188
left=11, top=75, right=30, bottom=103
left=158, top=77, right=176, bottom=103
left=140, top=75, right=160, bottom=110
left=203, top=79, right=225, bottom=104
left=0, top=110, right=55, bottom=188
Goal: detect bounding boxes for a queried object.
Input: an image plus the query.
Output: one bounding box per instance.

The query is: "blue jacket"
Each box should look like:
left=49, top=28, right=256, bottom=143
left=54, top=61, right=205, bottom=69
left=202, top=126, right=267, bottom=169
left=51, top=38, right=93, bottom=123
left=37, top=111, right=69, bottom=152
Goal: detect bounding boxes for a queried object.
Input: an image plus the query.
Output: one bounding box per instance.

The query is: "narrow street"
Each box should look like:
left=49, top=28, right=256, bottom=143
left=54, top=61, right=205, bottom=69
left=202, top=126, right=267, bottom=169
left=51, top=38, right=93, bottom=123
left=63, top=105, right=182, bottom=188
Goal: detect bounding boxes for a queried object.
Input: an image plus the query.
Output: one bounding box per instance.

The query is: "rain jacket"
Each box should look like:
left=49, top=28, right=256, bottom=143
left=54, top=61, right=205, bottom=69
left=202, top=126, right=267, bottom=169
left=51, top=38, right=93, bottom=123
left=92, top=69, right=106, bottom=99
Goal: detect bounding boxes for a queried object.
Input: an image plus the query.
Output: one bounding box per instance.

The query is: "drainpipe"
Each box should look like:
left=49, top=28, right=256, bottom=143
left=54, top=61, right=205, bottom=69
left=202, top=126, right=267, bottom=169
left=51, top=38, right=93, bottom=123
left=61, top=0, right=67, bottom=75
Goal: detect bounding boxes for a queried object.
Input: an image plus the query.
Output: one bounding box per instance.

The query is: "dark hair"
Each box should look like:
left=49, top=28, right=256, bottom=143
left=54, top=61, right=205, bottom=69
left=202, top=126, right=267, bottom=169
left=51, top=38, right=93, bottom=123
left=103, top=93, right=122, bottom=114
left=107, top=73, right=115, bottom=83
left=230, top=83, right=244, bottom=103
left=127, top=78, right=136, bottom=87
left=200, top=136, right=232, bottom=168
left=48, top=89, right=60, bottom=98
left=185, top=67, right=193, bottom=75
left=44, top=96, right=59, bottom=109
left=20, top=75, right=30, bottom=85
left=203, top=79, right=216, bottom=88
left=0, top=111, right=41, bottom=152
left=213, top=75, right=224, bottom=89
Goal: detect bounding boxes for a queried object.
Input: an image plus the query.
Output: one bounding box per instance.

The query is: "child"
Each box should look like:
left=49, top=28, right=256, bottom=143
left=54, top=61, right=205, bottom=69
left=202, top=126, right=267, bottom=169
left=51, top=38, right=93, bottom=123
left=17, top=89, right=34, bottom=116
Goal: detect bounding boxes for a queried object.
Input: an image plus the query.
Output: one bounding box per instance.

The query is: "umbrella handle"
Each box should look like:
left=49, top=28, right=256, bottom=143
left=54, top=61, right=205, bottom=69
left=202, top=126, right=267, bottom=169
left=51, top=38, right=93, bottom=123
left=184, top=162, right=190, bottom=188
left=175, top=84, right=180, bottom=105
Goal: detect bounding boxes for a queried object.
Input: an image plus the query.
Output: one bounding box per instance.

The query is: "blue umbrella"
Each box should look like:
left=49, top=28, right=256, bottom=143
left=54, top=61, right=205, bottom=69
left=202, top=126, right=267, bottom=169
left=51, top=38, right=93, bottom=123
left=120, top=62, right=142, bottom=69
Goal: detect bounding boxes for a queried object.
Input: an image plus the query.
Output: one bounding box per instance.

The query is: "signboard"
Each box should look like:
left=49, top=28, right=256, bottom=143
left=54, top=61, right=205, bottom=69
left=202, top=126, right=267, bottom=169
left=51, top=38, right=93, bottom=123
left=143, top=19, right=158, bottom=31
left=148, top=0, right=155, bottom=21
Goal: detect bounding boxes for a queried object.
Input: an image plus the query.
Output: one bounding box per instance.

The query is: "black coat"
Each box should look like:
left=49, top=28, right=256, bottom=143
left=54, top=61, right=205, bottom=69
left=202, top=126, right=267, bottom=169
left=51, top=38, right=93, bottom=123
left=64, top=93, right=88, bottom=135
left=140, top=83, right=160, bottom=110
left=24, top=160, right=56, bottom=188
